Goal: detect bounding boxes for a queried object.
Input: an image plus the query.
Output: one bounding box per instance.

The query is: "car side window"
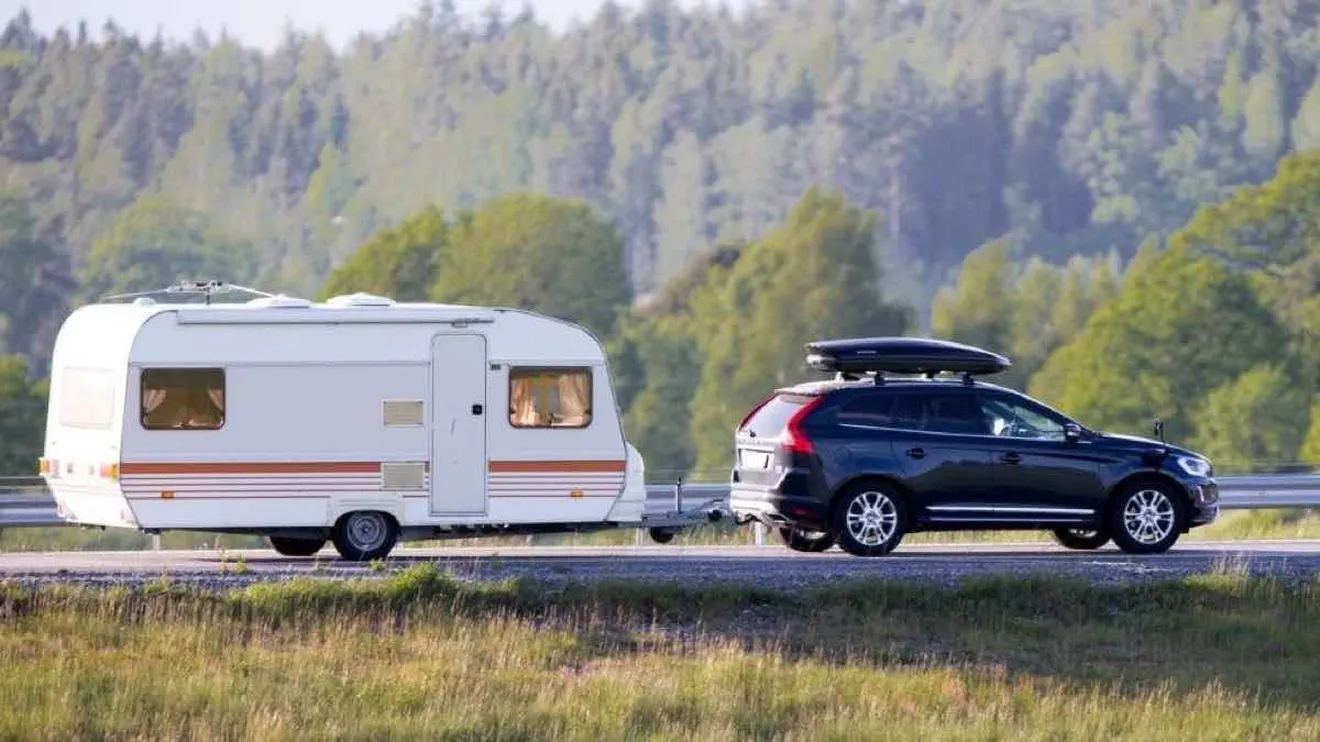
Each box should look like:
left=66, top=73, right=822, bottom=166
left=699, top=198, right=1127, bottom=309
left=888, top=394, right=926, bottom=430
left=977, top=392, right=1068, bottom=440
left=919, top=391, right=992, bottom=436
left=832, top=391, right=899, bottom=427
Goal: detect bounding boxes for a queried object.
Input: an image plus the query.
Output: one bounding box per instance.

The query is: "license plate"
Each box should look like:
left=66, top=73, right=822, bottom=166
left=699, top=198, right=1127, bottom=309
left=740, top=450, right=771, bottom=469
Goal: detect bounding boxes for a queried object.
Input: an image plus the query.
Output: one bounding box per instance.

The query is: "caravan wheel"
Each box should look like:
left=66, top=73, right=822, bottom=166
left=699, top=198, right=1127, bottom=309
left=332, top=511, right=399, bottom=561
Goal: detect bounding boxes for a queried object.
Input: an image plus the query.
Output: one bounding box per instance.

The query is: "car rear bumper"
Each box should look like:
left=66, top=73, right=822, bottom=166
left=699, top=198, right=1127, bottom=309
left=730, top=485, right=829, bottom=529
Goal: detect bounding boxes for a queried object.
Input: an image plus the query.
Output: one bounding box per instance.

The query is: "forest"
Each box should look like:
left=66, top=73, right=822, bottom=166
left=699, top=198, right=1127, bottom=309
left=2, top=0, right=1320, bottom=478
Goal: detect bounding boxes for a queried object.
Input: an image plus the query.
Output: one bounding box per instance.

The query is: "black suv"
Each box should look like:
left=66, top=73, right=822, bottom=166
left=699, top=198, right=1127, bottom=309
left=728, top=337, right=1219, bottom=556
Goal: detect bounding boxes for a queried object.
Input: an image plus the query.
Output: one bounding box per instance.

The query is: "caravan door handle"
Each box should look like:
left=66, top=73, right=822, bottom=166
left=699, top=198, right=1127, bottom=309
left=471, top=404, right=483, bottom=415
left=1000, top=452, right=1021, bottom=465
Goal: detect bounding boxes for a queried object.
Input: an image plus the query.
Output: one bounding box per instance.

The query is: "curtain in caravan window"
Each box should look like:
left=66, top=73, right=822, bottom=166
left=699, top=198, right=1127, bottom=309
left=141, top=368, right=225, bottom=430
left=509, top=374, right=539, bottom=426
left=142, top=389, right=167, bottom=413
left=557, top=371, right=592, bottom=426
left=508, top=368, right=592, bottom=428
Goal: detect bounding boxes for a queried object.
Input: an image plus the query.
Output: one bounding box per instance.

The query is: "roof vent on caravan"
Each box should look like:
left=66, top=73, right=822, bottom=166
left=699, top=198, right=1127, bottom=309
left=132, top=297, right=157, bottom=306
left=246, top=294, right=313, bottom=309
left=325, top=292, right=396, bottom=307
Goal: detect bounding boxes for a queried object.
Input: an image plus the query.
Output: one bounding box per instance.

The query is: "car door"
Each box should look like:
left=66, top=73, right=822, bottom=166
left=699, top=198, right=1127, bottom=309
left=887, top=388, right=1001, bottom=522
left=972, top=389, right=1107, bottom=521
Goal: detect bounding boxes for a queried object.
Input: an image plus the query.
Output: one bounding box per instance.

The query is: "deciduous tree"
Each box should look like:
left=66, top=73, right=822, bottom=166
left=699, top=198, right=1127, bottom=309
left=318, top=204, right=445, bottom=301
left=431, top=194, right=631, bottom=338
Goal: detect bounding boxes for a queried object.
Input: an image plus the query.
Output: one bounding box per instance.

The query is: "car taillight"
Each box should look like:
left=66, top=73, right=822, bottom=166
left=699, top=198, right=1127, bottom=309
left=780, top=396, right=823, bottom=455
left=735, top=393, right=776, bottom=432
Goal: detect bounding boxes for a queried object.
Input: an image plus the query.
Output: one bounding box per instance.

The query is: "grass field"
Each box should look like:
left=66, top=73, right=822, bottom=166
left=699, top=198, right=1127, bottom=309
left=1, top=565, right=1319, bottom=739
left=5, top=506, right=1320, bottom=553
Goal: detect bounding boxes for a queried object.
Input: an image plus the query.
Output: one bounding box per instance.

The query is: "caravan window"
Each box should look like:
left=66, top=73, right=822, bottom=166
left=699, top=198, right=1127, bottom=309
left=59, top=367, right=116, bottom=429
left=141, top=368, right=226, bottom=430
left=509, top=367, right=592, bottom=428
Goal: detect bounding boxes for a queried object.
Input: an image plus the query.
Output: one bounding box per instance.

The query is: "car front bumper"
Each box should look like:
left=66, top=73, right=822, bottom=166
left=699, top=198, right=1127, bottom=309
left=1183, top=478, right=1219, bottom=527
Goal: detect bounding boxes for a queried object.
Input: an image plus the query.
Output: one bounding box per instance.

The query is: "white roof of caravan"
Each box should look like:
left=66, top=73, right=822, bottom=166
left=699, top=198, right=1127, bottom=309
left=53, top=292, right=609, bottom=366
left=73, top=292, right=505, bottom=326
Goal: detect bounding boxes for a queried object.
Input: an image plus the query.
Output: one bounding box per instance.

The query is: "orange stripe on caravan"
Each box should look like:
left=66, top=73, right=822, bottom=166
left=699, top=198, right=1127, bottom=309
left=119, top=462, right=385, bottom=475
left=488, top=460, right=626, bottom=473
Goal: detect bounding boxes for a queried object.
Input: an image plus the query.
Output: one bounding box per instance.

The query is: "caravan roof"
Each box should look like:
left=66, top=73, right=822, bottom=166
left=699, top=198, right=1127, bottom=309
left=53, top=292, right=607, bottom=367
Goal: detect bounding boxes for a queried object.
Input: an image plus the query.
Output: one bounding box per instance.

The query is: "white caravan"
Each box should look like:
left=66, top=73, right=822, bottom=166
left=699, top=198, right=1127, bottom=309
left=38, top=282, right=724, bottom=560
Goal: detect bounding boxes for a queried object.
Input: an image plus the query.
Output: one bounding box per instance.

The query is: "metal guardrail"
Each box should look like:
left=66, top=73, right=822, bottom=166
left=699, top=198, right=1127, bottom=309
left=0, top=478, right=58, bottom=527
left=1207, top=474, right=1320, bottom=509
left=4, top=475, right=1320, bottom=530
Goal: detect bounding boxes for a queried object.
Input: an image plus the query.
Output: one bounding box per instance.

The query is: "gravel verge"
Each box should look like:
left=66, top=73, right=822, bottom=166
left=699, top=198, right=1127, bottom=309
left=2, top=548, right=1318, bottom=592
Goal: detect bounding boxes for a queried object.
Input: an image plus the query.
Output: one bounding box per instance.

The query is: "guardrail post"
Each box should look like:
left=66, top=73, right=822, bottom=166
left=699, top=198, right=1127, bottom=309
left=152, top=534, right=161, bottom=551
left=754, top=521, right=764, bottom=546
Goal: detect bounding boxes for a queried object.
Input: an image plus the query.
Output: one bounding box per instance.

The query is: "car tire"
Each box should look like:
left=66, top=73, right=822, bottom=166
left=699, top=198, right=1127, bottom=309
left=1050, top=528, right=1109, bottom=550
left=1108, top=481, right=1185, bottom=555
left=268, top=536, right=326, bottom=557
left=778, top=525, right=835, bottom=553
left=832, top=482, right=907, bottom=557
left=331, top=510, right=399, bottom=561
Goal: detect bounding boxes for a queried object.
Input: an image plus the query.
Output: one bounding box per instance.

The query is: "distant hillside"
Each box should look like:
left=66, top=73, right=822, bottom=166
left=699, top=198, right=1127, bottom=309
left=1, top=0, right=1319, bottom=349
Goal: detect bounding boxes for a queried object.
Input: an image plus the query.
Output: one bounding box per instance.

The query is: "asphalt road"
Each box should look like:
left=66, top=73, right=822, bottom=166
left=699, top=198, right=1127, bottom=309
left=3, top=539, right=1320, bottom=591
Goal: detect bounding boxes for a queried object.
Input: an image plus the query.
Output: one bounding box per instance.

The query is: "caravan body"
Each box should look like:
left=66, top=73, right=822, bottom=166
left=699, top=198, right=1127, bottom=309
left=39, top=292, right=650, bottom=559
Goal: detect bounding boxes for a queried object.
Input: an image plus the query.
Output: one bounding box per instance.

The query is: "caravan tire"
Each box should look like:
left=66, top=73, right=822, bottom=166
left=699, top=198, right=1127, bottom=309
left=268, top=536, right=326, bottom=557
left=332, top=511, right=399, bottom=561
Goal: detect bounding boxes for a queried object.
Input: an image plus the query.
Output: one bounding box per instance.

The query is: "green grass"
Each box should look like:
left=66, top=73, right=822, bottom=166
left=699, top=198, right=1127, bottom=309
left=2, top=566, right=1320, bottom=739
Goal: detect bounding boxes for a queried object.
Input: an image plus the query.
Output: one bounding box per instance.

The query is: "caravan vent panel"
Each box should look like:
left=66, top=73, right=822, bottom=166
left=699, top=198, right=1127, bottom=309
left=246, top=294, right=313, bottom=308
left=381, top=462, right=426, bottom=490
left=382, top=399, right=424, bottom=427
left=326, top=292, right=396, bottom=307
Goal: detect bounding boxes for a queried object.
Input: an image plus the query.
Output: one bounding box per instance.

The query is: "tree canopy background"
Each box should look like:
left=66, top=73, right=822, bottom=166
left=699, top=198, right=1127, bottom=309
left=6, top=2, right=1320, bottom=475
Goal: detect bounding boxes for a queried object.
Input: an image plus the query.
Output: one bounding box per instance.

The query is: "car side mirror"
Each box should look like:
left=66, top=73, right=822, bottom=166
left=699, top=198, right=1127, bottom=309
left=1064, top=422, right=1082, bottom=443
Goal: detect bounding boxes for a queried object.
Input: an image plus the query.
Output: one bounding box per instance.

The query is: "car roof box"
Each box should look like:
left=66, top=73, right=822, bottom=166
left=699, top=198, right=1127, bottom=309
left=804, top=336, right=1011, bottom=379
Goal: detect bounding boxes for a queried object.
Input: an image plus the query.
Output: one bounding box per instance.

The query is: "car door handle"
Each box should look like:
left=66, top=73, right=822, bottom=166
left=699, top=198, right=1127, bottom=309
left=906, top=447, right=925, bottom=459
left=1001, top=452, right=1021, bottom=464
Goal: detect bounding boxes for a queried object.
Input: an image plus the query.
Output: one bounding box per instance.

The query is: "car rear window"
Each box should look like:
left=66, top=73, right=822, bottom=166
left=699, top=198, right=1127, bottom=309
left=740, top=393, right=814, bottom=437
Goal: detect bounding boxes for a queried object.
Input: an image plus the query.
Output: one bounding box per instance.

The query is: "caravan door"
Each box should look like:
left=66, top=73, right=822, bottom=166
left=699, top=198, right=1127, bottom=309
left=430, top=333, right=489, bottom=516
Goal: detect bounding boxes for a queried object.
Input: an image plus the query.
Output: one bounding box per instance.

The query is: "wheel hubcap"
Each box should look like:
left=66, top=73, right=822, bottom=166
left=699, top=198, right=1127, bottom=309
left=347, top=513, right=387, bottom=550
left=845, top=491, right=897, bottom=546
left=1123, top=490, right=1174, bottom=544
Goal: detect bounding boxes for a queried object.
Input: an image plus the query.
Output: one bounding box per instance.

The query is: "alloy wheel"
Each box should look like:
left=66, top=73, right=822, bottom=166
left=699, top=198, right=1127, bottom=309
left=1122, top=489, right=1175, bottom=545
left=844, top=491, right=898, bottom=547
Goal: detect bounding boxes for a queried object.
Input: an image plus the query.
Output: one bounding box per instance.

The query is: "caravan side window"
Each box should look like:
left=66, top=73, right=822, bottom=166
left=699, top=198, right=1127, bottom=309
left=508, top=367, right=592, bottom=428
left=141, top=368, right=226, bottom=430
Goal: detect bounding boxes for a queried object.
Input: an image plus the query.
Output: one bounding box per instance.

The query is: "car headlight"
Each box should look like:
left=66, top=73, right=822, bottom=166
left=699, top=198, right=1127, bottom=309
left=1176, top=455, right=1212, bottom=478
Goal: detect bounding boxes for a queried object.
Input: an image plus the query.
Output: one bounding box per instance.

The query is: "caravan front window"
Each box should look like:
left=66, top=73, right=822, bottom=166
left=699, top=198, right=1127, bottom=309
left=509, top=367, right=592, bottom=428
left=59, top=367, right=116, bottom=429
left=141, top=368, right=225, bottom=430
